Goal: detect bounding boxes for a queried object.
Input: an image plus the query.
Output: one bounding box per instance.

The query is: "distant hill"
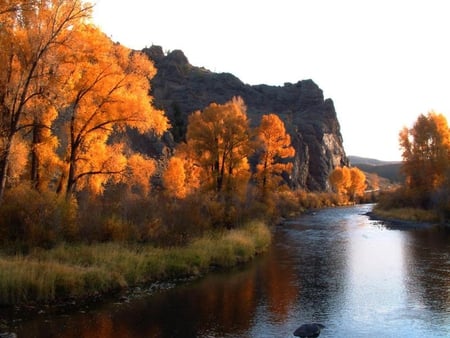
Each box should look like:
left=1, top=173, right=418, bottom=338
left=348, top=155, right=400, bottom=166
left=349, top=156, right=403, bottom=184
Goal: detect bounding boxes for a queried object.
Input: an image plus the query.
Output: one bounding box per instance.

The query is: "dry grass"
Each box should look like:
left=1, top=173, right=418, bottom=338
left=373, top=207, right=440, bottom=223
left=0, top=221, right=271, bottom=306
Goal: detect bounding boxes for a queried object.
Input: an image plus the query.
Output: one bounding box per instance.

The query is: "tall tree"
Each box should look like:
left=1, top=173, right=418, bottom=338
left=0, top=0, right=91, bottom=202
left=56, top=25, right=168, bottom=197
left=186, top=97, right=252, bottom=195
left=329, top=166, right=366, bottom=202
left=255, top=113, right=295, bottom=194
left=329, top=166, right=351, bottom=197
left=399, top=112, right=450, bottom=205
left=348, top=167, right=367, bottom=201
left=162, top=144, right=201, bottom=199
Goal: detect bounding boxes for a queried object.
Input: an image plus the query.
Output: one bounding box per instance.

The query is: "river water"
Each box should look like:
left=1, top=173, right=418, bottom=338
left=8, top=204, right=450, bottom=337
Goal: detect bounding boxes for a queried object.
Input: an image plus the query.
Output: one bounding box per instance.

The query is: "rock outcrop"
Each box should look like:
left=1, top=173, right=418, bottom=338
left=143, top=45, right=348, bottom=191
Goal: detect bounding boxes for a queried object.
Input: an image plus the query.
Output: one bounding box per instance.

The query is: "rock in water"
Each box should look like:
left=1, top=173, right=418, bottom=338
left=293, top=323, right=325, bottom=337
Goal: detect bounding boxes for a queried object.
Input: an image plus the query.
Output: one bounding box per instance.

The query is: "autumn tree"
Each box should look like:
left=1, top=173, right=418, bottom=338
left=348, top=167, right=367, bottom=201
left=162, top=144, right=201, bottom=199
left=255, top=113, right=295, bottom=195
left=0, top=0, right=92, bottom=202
left=169, top=97, right=253, bottom=227
left=185, top=97, right=252, bottom=196
left=329, top=166, right=366, bottom=203
left=400, top=112, right=450, bottom=192
left=329, top=166, right=351, bottom=197
left=54, top=25, right=168, bottom=198
left=399, top=112, right=450, bottom=207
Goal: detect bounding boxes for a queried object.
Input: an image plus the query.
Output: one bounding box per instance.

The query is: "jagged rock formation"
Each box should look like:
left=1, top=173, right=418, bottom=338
left=143, top=45, right=348, bottom=191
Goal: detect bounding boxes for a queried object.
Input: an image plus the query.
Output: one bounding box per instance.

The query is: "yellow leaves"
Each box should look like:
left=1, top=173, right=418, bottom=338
left=165, top=98, right=298, bottom=202
left=127, top=154, right=155, bottom=196
left=185, top=97, right=251, bottom=193
left=163, top=145, right=202, bottom=199
left=62, top=24, right=168, bottom=137
left=399, top=111, right=450, bottom=192
left=255, top=113, right=295, bottom=190
left=163, top=156, right=188, bottom=199
left=348, top=167, right=366, bottom=199
left=41, top=23, right=168, bottom=197
left=329, top=166, right=366, bottom=202
left=329, top=166, right=351, bottom=196
left=8, top=135, right=29, bottom=181
left=76, top=143, right=127, bottom=195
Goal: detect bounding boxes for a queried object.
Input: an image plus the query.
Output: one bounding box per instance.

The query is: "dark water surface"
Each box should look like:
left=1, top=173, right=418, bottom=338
left=7, top=204, right=450, bottom=337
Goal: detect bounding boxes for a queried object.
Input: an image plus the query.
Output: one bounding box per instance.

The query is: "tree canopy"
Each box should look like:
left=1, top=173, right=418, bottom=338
left=0, top=0, right=168, bottom=202
left=399, top=112, right=450, bottom=207
left=255, top=113, right=295, bottom=195
left=185, top=97, right=252, bottom=195
left=329, top=166, right=366, bottom=203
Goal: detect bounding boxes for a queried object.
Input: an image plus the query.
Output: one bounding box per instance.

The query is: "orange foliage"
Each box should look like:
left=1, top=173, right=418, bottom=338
left=0, top=1, right=168, bottom=201
left=399, top=112, right=450, bottom=194
left=185, top=97, right=252, bottom=195
left=0, top=0, right=92, bottom=201
left=329, top=166, right=366, bottom=202
left=126, top=154, right=156, bottom=196
left=329, top=166, right=351, bottom=196
left=8, top=135, right=29, bottom=182
left=348, top=167, right=367, bottom=200
left=163, top=156, right=188, bottom=199
left=163, top=144, right=202, bottom=199
left=55, top=25, right=168, bottom=197
left=256, top=113, right=295, bottom=192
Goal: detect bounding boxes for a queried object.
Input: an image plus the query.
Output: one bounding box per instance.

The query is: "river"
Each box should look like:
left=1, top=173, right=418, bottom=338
left=6, top=204, right=450, bottom=337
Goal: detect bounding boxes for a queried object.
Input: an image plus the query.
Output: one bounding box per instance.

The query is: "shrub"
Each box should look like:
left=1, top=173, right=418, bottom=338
left=0, top=185, right=78, bottom=250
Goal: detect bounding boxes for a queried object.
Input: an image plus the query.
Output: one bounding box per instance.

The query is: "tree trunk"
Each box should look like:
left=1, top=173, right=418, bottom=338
left=31, top=121, right=44, bottom=191
left=0, top=144, right=11, bottom=204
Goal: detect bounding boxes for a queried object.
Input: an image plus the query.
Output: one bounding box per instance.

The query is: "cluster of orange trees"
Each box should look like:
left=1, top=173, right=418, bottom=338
left=0, top=0, right=168, bottom=203
left=0, top=1, right=304, bottom=247
left=0, top=1, right=374, bottom=249
left=163, top=98, right=294, bottom=200
left=161, top=98, right=295, bottom=228
left=328, top=166, right=366, bottom=203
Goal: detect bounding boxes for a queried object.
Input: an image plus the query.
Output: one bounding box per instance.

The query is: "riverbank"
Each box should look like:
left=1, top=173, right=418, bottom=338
left=0, top=221, right=271, bottom=310
left=367, top=206, right=447, bottom=230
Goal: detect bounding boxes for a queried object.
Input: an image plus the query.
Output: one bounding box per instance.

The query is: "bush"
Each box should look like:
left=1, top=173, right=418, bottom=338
left=376, top=185, right=449, bottom=224
left=0, top=185, right=78, bottom=250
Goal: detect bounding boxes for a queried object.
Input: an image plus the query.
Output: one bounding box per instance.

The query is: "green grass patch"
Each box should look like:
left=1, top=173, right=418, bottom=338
left=0, top=221, right=271, bottom=306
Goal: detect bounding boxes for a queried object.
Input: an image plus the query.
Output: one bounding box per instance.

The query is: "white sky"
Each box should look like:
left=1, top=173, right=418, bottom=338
left=92, top=0, right=450, bottom=161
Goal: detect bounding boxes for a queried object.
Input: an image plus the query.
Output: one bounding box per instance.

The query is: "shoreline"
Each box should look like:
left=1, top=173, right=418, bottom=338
left=366, top=210, right=446, bottom=230
left=0, top=221, right=272, bottom=321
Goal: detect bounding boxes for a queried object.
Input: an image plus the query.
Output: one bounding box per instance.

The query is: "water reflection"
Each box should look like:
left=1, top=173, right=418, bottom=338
left=404, top=227, right=450, bottom=320
left=11, top=205, right=450, bottom=337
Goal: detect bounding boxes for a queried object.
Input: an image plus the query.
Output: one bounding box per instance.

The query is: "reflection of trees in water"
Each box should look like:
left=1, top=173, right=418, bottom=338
left=404, top=227, right=450, bottom=313
left=15, top=210, right=356, bottom=338
left=286, top=225, right=349, bottom=321
left=16, top=266, right=263, bottom=337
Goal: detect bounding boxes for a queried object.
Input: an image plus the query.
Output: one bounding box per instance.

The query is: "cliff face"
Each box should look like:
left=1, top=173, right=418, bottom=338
left=143, top=46, right=348, bottom=191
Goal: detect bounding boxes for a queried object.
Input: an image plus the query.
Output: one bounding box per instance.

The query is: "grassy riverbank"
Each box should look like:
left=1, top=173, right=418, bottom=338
left=0, top=221, right=271, bottom=306
left=372, top=206, right=441, bottom=223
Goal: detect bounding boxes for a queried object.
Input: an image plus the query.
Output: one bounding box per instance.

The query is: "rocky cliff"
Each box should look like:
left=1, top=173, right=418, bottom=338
left=143, top=46, right=348, bottom=191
